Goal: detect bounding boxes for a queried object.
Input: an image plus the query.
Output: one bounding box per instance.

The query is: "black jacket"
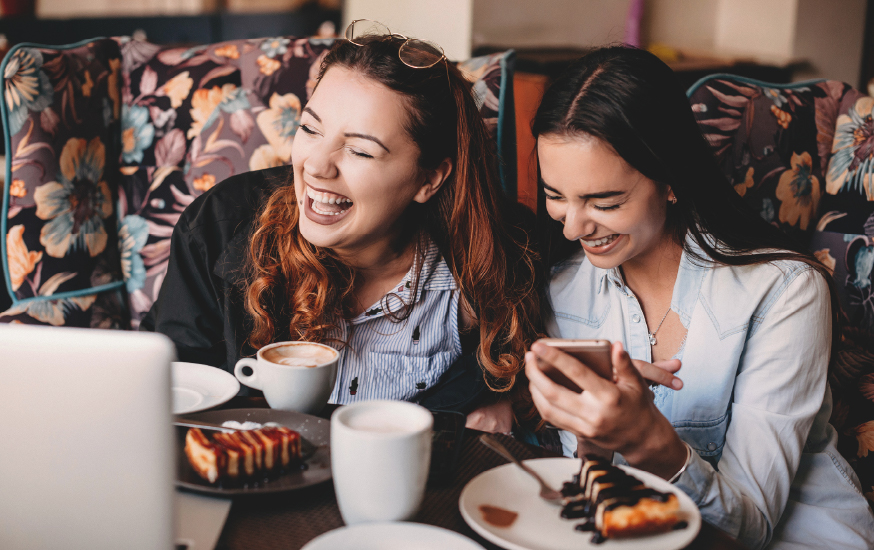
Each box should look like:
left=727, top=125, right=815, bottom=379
left=140, top=166, right=487, bottom=413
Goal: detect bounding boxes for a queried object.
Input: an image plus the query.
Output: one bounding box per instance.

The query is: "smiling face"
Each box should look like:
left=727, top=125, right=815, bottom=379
left=537, top=134, right=674, bottom=271
left=291, top=66, right=446, bottom=257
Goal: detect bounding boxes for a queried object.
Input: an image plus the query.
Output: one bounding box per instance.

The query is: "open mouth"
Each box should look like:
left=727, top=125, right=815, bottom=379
left=581, top=234, right=619, bottom=248
left=306, top=186, right=353, bottom=216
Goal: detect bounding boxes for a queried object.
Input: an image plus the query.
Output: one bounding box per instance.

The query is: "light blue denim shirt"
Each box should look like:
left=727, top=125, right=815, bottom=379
left=546, top=242, right=874, bottom=550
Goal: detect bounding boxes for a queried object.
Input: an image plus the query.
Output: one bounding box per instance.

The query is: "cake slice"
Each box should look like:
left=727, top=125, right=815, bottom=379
left=184, top=425, right=302, bottom=484
left=560, top=455, right=685, bottom=543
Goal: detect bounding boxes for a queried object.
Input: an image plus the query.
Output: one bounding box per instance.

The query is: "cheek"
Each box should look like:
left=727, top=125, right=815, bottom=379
left=545, top=201, right=565, bottom=222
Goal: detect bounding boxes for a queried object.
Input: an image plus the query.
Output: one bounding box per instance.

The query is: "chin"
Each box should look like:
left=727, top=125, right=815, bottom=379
left=298, top=220, right=341, bottom=250
left=583, top=252, right=624, bottom=271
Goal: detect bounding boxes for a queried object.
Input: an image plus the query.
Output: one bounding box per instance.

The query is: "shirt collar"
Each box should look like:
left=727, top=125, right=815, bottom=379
left=352, top=238, right=456, bottom=324
left=593, top=233, right=709, bottom=327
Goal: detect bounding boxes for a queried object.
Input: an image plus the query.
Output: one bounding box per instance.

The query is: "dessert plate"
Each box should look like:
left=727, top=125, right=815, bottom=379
left=301, top=522, right=486, bottom=550
left=459, top=458, right=700, bottom=550
left=171, top=362, right=240, bottom=414
left=175, top=408, right=331, bottom=495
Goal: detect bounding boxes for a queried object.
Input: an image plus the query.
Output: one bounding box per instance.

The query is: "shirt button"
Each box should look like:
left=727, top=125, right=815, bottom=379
left=631, top=314, right=641, bottom=323
left=707, top=442, right=717, bottom=451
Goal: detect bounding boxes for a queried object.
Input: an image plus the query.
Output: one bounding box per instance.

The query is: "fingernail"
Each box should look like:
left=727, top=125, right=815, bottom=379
left=672, top=379, right=683, bottom=390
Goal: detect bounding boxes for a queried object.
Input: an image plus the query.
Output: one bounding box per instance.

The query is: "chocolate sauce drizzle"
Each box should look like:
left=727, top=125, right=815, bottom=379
left=559, top=454, right=685, bottom=543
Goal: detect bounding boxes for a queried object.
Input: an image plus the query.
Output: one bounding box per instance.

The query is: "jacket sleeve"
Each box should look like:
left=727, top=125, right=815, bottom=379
left=674, top=268, right=832, bottom=550
left=139, top=218, right=227, bottom=368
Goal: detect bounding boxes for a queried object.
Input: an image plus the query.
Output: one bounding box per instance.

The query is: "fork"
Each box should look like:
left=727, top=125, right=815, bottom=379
left=479, top=434, right=564, bottom=506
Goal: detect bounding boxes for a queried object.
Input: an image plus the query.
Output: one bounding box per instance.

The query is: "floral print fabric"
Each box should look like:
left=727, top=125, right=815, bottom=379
left=690, top=75, right=874, bottom=505
left=1, top=39, right=125, bottom=328
left=2, top=36, right=511, bottom=329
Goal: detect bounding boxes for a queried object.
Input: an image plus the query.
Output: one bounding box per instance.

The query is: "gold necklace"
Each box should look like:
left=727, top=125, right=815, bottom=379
left=647, top=306, right=672, bottom=346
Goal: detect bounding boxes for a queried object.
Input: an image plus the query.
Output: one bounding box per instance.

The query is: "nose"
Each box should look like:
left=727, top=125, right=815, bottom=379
left=563, top=205, right=597, bottom=242
left=301, top=141, right=339, bottom=180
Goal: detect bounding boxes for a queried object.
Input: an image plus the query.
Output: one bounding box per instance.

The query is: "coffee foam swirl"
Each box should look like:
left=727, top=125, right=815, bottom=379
left=262, top=343, right=336, bottom=367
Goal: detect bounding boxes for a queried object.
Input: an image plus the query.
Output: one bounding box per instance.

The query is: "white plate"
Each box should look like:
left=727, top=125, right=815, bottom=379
left=301, top=522, right=486, bottom=550
left=171, top=362, right=240, bottom=414
left=459, top=458, right=700, bottom=550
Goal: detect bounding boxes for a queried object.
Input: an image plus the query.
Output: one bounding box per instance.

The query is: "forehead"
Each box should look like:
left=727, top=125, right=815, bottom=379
left=537, top=135, right=638, bottom=192
left=307, top=66, right=411, bottom=141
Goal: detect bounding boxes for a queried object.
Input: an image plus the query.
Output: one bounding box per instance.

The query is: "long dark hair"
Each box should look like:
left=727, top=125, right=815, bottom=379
left=533, top=45, right=840, bottom=352
left=246, top=38, right=542, bottom=402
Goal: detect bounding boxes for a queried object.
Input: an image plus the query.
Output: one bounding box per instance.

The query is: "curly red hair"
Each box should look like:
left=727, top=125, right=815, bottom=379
left=245, top=38, right=542, bottom=420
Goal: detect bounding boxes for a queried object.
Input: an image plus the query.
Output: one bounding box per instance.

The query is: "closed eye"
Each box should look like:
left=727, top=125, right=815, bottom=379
left=593, top=204, right=620, bottom=211
left=348, top=148, right=373, bottom=159
left=299, top=124, right=318, bottom=135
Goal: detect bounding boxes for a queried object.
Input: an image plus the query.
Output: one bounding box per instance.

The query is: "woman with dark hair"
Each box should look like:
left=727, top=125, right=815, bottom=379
left=141, top=26, right=540, bottom=428
left=526, top=46, right=874, bottom=548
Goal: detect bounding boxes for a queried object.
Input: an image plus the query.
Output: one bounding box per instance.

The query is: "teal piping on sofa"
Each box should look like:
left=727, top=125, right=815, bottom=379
left=686, top=73, right=826, bottom=97
left=0, top=39, right=125, bottom=307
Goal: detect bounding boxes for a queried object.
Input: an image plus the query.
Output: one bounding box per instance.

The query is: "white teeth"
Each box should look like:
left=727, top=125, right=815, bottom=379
left=582, top=234, right=618, bottom=247
left=310, top=199, right=348, bottom=216
left=306, top=187, right=353, bottom=214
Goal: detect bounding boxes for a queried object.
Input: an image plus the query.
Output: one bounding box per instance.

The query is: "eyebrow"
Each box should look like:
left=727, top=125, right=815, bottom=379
left=302, top=107, right=391, bottom=154
left=541, top=181, right=625, bottom=200
left=344, top=132, right=390, bottom=153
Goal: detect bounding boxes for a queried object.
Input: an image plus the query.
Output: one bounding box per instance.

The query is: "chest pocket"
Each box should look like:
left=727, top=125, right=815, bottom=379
left=369, top=351, right=455, bottom=400
left=673, top=410, right=731, bottom=469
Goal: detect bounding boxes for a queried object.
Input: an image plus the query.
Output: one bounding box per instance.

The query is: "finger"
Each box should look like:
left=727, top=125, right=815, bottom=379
left=527, top=353, right=603, bottom=432
left=529, top=382, right=593, bottom=437
left=653, top=358, right=682, bottom=374
left=610, top=342, right=646, bottom=387
left=530, top=340, right=614, bottom=393
left=632, top=360, right=684, bottom=390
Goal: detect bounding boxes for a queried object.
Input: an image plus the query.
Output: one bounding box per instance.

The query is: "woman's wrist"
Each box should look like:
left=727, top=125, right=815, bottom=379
left=621, top=420, right=688, bottom=480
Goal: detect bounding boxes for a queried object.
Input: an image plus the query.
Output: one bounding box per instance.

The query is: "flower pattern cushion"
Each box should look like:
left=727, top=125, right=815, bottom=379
left=688, top=76, right=864, bottom=245
left=114, top=37, right=514, bottom=328
left=1, top=39, right=127, bottom=328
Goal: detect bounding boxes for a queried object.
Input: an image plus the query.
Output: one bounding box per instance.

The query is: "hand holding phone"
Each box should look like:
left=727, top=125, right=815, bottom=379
left=535, top=338, right=613, bottom=393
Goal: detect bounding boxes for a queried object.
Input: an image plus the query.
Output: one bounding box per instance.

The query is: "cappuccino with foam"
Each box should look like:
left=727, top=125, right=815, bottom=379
left=263, top=342, right=337, bottom=367
left=234, top=341, right=339, bottom=413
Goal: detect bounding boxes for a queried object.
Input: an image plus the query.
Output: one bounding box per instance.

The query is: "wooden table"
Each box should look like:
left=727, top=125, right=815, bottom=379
left=207, top=399, right=745, bottom=550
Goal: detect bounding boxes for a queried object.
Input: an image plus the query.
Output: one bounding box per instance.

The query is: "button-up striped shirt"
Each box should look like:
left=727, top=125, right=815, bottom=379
left=327, top=241, right=462, bottom=404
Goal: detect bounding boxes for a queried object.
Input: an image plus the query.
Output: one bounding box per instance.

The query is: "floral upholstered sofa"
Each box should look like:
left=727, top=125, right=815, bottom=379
left=688, top=75, right=874, bottom=504
left=0, top=36, right=516, bottom=328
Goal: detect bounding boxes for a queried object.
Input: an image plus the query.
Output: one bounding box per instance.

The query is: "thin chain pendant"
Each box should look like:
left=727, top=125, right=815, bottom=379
left=648, top=333, right=657, bottom=346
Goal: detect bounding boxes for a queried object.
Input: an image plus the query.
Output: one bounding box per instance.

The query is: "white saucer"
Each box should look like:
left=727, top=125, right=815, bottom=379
left=459, top=458, right=701, bottom=550
left=171, top=362, right=240, bottom=414
left=301, top=522, right=485, bottom=550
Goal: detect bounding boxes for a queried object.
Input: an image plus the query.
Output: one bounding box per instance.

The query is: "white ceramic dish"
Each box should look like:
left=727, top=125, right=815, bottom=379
left=301, top=522, right=486, bottom=550
left=171, top=362, right=239, bottom=414
left=459, top=458, right=701, bottom=550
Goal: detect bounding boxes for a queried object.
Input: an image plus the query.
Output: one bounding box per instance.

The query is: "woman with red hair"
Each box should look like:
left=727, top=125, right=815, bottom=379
left=142, top=30, right=541, bottom=428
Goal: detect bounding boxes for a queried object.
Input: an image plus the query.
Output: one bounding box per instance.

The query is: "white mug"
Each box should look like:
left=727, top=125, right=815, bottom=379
left=331, top=400, right=433, bottom=525
left=234, top=341, right=339, bottom=414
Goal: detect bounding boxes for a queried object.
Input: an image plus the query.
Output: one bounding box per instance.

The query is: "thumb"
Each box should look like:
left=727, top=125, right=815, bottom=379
left=611, top=341, right=642, bottom=383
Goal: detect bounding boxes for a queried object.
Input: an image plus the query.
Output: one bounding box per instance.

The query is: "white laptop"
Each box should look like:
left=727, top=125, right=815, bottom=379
left=0, top=324, right=176, bottom=550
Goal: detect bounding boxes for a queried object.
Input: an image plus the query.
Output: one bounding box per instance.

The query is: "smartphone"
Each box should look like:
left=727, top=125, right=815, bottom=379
left=536, top=338, right=613, bottom=392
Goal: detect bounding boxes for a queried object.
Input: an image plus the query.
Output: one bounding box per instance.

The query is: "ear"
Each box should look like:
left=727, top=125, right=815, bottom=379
left=413, top=158, right=453, bottom=204
left=665, top=185, right=676, bottom=202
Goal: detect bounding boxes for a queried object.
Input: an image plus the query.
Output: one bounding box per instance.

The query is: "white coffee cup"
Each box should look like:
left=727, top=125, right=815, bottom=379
left=331, top=400, right=433, bottom=525
left=234, top=341, right=339, bottom=414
